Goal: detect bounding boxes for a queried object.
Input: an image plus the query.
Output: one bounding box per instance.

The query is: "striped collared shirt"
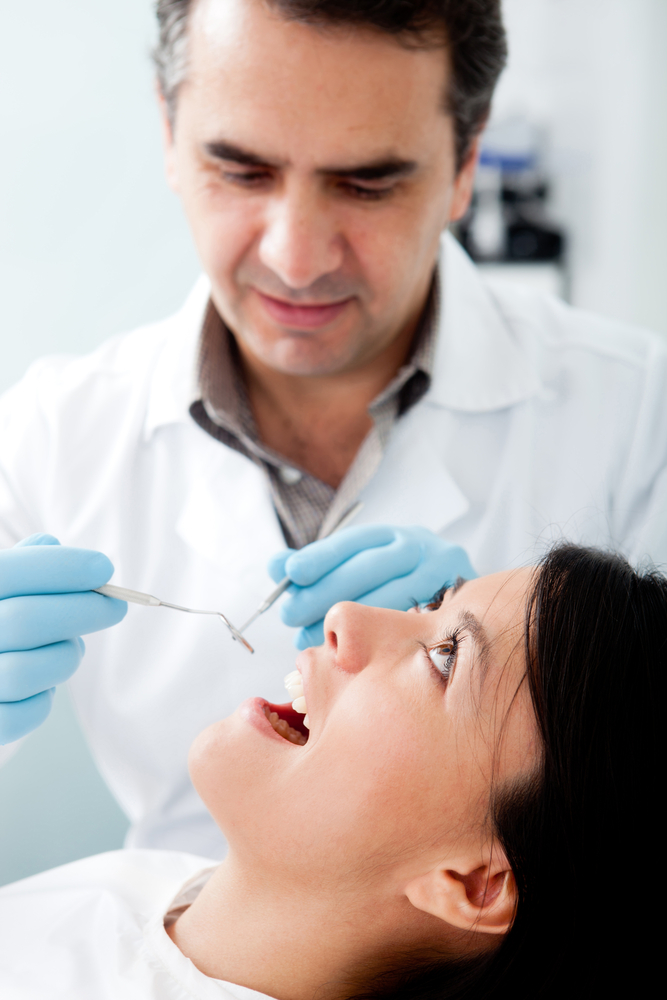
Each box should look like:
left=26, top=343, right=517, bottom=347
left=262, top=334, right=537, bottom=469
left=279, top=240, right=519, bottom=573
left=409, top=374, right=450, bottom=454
left=190, top=277, right=439, bottom=548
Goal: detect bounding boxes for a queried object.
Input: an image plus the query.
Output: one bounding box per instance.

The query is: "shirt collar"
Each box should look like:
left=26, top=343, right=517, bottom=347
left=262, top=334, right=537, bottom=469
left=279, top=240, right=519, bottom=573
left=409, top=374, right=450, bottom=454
left=367, top=273, right=438, bottom=416
left=196, top=300, right=254, bottom=442
left=197, top=276, right=439, bottom=437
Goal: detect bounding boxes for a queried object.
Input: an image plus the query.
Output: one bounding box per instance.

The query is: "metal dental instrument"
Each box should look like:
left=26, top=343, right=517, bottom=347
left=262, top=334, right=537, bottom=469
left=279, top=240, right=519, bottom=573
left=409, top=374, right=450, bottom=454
left=93, top=585, right=254, bottom=654
left=238, top=500, right=365, bottom=634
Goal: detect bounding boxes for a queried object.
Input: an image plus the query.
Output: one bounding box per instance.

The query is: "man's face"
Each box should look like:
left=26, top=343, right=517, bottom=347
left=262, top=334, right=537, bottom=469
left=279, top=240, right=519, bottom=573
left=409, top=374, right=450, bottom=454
left=163, top=0, right=477, bottom=376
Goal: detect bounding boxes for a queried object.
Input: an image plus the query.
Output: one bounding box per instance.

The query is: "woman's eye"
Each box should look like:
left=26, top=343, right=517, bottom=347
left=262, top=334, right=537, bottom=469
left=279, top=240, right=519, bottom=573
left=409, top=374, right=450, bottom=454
left=427, top=637, right=458, bottom=683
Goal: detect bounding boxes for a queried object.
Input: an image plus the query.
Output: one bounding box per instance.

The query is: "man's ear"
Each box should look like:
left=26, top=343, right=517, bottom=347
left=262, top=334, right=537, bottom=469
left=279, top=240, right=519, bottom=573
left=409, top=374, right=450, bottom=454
left=405, top=855, right=516, bottom=935
left=156, top=85, right=180, bottom=194
left=449, top=135, right=481, bottom=223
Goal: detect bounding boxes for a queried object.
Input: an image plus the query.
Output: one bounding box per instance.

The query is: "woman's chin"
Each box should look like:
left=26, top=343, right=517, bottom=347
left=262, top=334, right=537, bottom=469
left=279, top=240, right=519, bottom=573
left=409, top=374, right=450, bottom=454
left=186, top=700, right=297, bottom=837
left=187, top=716, right=235, bottom=792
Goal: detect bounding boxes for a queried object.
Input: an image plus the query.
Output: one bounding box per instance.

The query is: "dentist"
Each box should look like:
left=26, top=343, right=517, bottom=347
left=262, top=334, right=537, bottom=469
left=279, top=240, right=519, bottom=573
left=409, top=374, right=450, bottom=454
left=1, top=0, right=666, bottom=859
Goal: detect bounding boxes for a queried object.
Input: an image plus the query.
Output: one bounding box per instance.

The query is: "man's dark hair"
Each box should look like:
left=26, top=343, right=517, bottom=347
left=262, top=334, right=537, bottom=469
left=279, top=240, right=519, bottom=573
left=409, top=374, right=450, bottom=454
left=154, top=0, right=507, bottom=168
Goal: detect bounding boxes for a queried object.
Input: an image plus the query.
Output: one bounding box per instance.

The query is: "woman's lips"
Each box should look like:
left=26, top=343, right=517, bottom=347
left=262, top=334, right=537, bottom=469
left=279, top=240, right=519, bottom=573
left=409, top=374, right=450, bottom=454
left=239, top=697, right=280, bottom=740
left=255, top=290, right=351, bottom=329
left=239, top=696, right=308, bottom=744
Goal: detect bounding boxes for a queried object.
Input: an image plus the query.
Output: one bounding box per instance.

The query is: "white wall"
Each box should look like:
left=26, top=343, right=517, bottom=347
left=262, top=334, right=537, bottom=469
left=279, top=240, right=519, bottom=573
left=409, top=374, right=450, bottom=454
left=494, top=0, right=667, bottom=335
left=0, top=0, right=200, bottom=885
left=0, top=0, right=200, bottom=396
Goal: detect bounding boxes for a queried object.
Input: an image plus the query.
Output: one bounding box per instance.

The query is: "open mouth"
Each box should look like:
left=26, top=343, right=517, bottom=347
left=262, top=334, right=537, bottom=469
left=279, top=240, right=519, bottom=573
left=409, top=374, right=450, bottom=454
left=263, top=702, right=309, bottom=745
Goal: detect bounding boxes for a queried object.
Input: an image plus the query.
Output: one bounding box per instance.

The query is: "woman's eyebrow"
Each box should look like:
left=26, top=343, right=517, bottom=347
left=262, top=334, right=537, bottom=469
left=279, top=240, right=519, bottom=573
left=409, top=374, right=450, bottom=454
left=457, top=609, right=492, bottom=684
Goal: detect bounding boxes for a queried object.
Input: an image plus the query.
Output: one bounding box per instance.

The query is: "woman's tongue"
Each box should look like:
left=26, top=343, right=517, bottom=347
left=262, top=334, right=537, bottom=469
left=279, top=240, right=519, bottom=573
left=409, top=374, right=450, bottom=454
left=264, top=704, right=308, bottom=745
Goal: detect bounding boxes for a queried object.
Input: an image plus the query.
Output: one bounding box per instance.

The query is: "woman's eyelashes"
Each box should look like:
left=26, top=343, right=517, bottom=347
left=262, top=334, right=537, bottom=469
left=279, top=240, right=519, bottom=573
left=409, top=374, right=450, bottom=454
left=423, top=628, right=462, bottom=685
left=422, top=577, right=468, bottom=613
left=411, top=585, right=450, bottom=614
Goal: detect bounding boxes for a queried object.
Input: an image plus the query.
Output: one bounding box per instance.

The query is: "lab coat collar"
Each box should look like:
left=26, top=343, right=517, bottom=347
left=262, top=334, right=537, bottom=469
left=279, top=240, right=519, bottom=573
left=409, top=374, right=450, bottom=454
left=143, top=233, right=543, bottom=441
left=143, top=275, right=210, bottom=441
left=428, top=233, right=543, bottom=412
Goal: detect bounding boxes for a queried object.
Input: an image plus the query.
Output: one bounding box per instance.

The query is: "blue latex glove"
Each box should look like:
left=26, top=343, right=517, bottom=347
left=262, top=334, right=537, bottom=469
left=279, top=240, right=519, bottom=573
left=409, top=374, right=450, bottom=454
left=0, top=534, right=127, bottom=744
left=268, top=524, right=477, bottom=649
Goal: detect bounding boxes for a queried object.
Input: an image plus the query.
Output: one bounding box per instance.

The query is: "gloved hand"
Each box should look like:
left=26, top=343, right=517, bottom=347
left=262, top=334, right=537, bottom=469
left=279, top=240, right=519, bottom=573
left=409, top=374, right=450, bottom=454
left=0, top=534, right=127, bottom=744
left=268, top=524, right=477, bottom=649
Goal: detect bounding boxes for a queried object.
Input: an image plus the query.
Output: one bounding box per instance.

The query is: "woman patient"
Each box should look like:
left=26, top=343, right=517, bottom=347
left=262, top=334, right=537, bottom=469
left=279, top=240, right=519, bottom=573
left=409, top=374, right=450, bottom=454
left=0, top=544, right=661, bottom=999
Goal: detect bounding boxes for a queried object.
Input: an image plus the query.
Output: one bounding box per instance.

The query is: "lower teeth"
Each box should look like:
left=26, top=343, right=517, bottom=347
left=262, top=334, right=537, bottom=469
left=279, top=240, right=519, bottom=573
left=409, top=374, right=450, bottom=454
left=264, top=706, right=307, bottom=745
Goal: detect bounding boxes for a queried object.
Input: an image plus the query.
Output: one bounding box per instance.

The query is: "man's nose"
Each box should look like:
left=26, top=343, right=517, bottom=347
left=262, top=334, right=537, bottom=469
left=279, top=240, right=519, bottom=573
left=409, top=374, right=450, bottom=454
left=323, top=601, right=406, bottom=675
left=258, top=182, right=345, bottom=290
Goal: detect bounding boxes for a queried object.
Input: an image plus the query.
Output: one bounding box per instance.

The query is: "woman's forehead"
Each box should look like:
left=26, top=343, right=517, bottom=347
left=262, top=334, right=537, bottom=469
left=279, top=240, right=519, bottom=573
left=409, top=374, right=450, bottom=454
left=437, top=566, right=534, bottom=626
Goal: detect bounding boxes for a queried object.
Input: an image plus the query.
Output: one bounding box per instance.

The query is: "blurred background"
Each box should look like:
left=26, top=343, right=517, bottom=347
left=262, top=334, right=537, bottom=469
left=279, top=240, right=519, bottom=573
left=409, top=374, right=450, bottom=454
left=1, top=0, right=666, bottom=885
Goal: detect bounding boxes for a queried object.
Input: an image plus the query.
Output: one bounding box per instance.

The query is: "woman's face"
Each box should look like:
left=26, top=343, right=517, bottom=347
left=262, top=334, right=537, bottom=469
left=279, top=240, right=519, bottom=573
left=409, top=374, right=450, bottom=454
left=190, top=568, right=539, bottom=893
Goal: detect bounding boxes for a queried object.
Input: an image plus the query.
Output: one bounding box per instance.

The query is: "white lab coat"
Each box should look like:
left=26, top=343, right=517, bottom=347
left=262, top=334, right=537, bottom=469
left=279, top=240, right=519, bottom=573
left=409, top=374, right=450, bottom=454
left=0, top=849, right=274, bottom=1000
left=0, top=234, right=665, bottom=854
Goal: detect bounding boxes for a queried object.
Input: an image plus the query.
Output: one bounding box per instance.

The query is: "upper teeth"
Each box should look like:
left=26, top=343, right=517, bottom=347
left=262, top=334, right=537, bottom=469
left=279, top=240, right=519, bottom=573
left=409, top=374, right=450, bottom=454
left=284, top=670, right=309, bottom=729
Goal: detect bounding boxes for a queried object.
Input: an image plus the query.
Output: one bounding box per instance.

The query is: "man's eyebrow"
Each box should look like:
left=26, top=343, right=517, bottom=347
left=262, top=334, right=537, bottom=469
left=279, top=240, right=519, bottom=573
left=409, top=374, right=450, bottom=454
left=317, top=157, right=418, bottom=181
left=202, top=141, right=417, bottom=180
left=203, top=141, right=279, bottom=168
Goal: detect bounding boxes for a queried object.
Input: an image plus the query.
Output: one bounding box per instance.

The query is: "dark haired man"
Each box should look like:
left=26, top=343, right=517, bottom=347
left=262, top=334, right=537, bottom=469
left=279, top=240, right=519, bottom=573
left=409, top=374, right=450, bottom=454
left=1, top=0, right=665, bottom=861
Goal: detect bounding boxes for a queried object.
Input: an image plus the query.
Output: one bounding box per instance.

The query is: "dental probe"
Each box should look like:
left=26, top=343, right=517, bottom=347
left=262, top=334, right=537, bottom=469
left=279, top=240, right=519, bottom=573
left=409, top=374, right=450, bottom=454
left=92, top=584, right=254, bottom=654
left=238, top=500, right=364, bottom=634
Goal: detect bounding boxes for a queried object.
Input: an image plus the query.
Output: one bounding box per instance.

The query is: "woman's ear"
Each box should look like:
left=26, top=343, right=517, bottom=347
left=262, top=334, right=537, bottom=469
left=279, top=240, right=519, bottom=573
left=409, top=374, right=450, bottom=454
left=405, top=857, right=516, bottom=936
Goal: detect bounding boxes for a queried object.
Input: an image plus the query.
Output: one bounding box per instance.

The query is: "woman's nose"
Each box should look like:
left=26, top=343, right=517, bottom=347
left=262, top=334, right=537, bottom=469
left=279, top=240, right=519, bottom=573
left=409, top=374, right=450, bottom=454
left=323, top=601, right=406, bottom=674
left=258, top=181, right=344, bottom=289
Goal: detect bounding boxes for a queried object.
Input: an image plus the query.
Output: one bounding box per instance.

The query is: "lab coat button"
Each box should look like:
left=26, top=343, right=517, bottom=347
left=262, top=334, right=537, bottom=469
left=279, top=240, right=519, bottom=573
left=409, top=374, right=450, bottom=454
left=279, top=466, right=303, bottom=484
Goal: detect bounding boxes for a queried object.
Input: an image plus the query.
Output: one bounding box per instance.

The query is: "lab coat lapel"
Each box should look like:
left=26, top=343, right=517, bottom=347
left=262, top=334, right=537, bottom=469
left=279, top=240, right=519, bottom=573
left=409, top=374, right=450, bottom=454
left=356, top=406, right=470, bottom=533
left=430, top=233, right=543, bottom=411
left=140, top=276, right=284, bottom=576
left=143, top=276, right=210, bottom=439
left=175, top=443, right=284, bottom=579
left=356, top=235, right=542, bottom=535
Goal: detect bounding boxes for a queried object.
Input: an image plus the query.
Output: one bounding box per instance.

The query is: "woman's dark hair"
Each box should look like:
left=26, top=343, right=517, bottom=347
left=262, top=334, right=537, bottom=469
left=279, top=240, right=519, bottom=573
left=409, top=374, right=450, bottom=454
left=351, top=544, right=665, bottom=998
left=154, top=0, right=507, bottom=169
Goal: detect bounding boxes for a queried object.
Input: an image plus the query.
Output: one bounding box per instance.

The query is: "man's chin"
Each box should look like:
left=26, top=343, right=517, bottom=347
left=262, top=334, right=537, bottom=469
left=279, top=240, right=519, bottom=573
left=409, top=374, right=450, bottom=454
left=234, top=323, right=368, bottom=378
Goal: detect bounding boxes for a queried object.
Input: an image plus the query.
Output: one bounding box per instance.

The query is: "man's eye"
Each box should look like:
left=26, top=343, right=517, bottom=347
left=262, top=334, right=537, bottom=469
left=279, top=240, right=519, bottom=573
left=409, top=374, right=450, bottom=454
left=222, top=170, right=272, bottom=186
left=339, top=181, right=394, bottom=201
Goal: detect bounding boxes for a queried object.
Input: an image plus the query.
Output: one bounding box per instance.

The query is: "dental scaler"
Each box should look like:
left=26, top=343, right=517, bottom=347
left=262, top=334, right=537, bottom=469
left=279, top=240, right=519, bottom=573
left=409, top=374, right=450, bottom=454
left=238, top=500, right=364, bottom=634
left=94, top=584, right=254, bottom=653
